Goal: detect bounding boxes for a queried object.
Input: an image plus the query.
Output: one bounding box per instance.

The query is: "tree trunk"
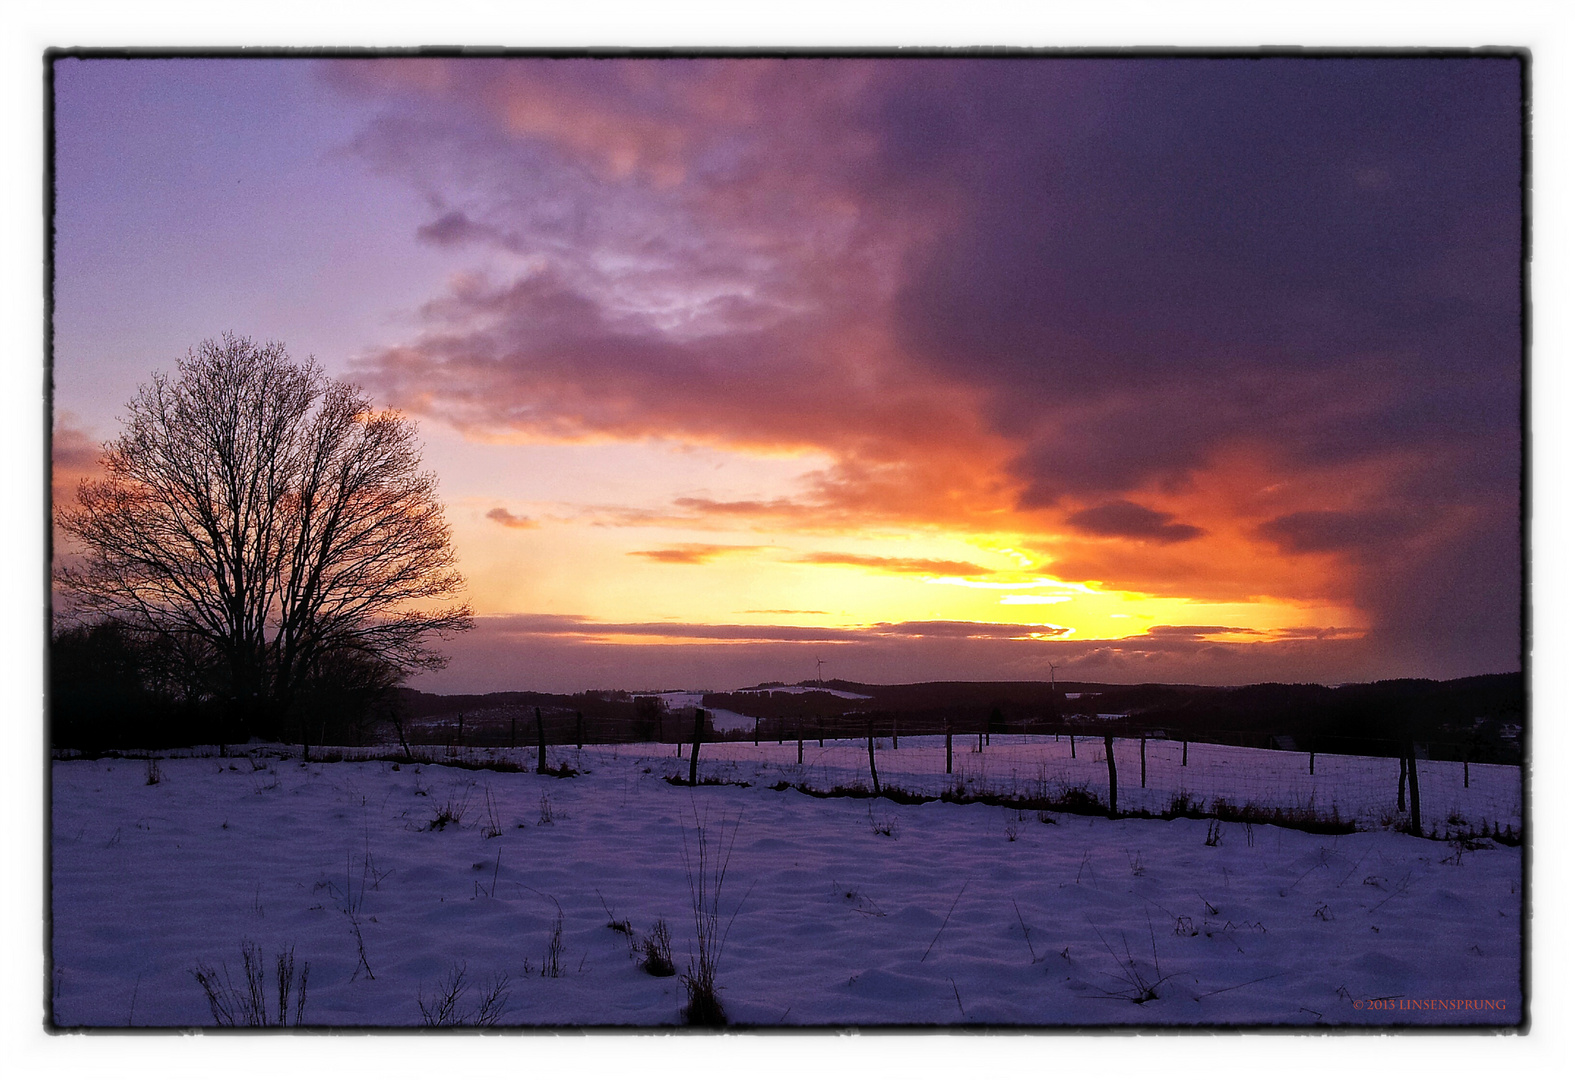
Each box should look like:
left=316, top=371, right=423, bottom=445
left=1104, top=734, right=1118, bottom=817
left=689, top=708, right=703, bottom=786
left=535, top=707, right=547, bottom=775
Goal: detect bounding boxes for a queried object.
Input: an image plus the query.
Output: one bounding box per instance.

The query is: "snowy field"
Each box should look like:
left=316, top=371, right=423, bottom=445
left=50, top=744, right=1522, bottom=1028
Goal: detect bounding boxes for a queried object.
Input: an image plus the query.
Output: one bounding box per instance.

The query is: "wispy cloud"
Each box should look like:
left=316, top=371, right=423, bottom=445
left=627, top=543, right=766, bottom=564
left=792, top=552, right=994, bottom=577
left=485, top=506, right=538, bottom=529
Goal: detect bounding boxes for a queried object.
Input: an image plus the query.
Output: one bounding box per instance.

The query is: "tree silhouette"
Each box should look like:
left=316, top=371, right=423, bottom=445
left=55, top=334, right=472, bottom=741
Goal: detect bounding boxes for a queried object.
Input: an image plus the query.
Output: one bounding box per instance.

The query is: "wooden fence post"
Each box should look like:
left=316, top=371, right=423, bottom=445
left=576, top=711, right=583, bottom=750
left=754, top=718, right=759, bottom=747
left=1463, top=756, right=1470, bottom=789
left=797, top=728, right=803, bottom=765
left=1397, top=752, right=1407, bottom=811
left=1182, top=740, right=1188, bottom=766
left=535, top=708, right=547, bottom=774
left=1104, top=734, right=1118, bottom=817
left=1140, top=735, right=1147, bottom=789
left=1309, top=751, right=1315, bottom=776
left=509, top=711, right=516, bottom=749
left=390, top=708, right=413, bottom=759
left=1406, top=738, right=1422, bottom=837
left=945, top=719, right=953, bottom=775
left=892, top=716, right=898, bottom=750
left=866, top=718, right=882, bottom=796
left=1070, top=731, right=1076, bottom=759
left=689, top=708, right=704, bottom=786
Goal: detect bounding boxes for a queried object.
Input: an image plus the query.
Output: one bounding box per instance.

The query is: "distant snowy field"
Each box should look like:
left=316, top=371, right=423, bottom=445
left=51, top=742, right=1522, bottom=1028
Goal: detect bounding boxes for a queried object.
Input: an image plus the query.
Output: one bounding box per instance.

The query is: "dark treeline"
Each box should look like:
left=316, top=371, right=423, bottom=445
left=51, top=620, right=1524, bottom=763
left=51, top=620, right=397, bottom=753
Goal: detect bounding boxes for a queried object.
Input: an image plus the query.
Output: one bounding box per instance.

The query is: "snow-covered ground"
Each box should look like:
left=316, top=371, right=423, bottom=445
left=51, top=741, right=1521, bottom=1028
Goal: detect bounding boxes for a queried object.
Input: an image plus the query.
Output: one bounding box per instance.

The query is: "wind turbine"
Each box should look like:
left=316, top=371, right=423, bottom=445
left=815, top=658, right=827, bottom=687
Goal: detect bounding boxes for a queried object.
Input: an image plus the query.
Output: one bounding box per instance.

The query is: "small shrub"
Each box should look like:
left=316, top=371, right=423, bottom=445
left=1003, top=807, right=1024, bottom=842
left=1204, top=820, right=1224, bottom=847
left=145, top=759, right=162, bottom=786
left=480, top=786, right=503, bottom=839
left=541, top=912, right=565, bottom=977
left=868, top=804, right=898, bottom=838
left=191, top=941, right=309, bottom=1026
left=427, top=784, right=474, bottom=831
left=418, top=963, right=511, bottom=1026
left=640, top=919, right=676, bottom=977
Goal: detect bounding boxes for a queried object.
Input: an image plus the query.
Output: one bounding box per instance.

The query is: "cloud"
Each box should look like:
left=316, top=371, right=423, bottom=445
left=485, top=506, right=537, bottom=529
left=792, top=551, right=994, bottom=576
left=411, top=611, right=1381, bottom=694
left=329, top=58, right=1522, bottom=680
left=1065, top=500, right=1205, bottom=544
left=627, top=543, right=765, bottom=564
left=51, top=419, right=100, bottom=506
left=1255, top=509, right=1424, bottom=554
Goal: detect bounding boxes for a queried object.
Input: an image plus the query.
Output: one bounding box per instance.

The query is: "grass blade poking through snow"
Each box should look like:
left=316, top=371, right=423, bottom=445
left=679, top=806, right=750, bottom=1025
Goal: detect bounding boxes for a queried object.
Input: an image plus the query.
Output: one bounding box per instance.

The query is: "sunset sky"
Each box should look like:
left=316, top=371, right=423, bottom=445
left=49, top=56, right=1524, bottom=693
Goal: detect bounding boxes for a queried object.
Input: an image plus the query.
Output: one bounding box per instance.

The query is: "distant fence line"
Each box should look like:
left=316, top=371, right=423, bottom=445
left=386, top=706, right=1519, bottom=769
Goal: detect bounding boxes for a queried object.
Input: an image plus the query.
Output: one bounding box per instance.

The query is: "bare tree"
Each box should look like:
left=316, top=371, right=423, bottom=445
left=55, top=334, right=472, bottom=742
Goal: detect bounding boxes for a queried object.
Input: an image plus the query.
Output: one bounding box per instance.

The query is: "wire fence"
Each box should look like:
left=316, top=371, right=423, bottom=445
left=71, top=711, right=1521, bottom=842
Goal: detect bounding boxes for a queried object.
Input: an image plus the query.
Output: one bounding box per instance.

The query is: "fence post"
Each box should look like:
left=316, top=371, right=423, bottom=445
left=1070, top=731, right=1076, bottom=759
left=866, top=717, right=882, bottom=796
left=1406, top=738, right=1421, bottom=837
left=689, top=708, right=704, bottom=786
left=754, top=718, right=759, bottom=747
left=945, top=718, right=953, bottom=775
left=576, top=711, right=583, bottom=750
left=509, top=711, right=516, bottom=749
left=535, top=707, right=547, bottom=774
left=1397, top=752, right=1407, bottom=811
left=797, top=729, right=803, bottom=765
left=1309, top=751, right=1315, bottom=776
left=1182, top=739, right=1187, bottom=766
left=892, top=716, right=898, bottom=750
left=1104, top=734, right=1118, bottom=817
left=1140, top=735, right=1147, bottom=788
left=818, top=719, right=824, bottom=748
left=391, top=708, right=413, bottom=759
left=1463, top=755, right=1470, bottom=789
